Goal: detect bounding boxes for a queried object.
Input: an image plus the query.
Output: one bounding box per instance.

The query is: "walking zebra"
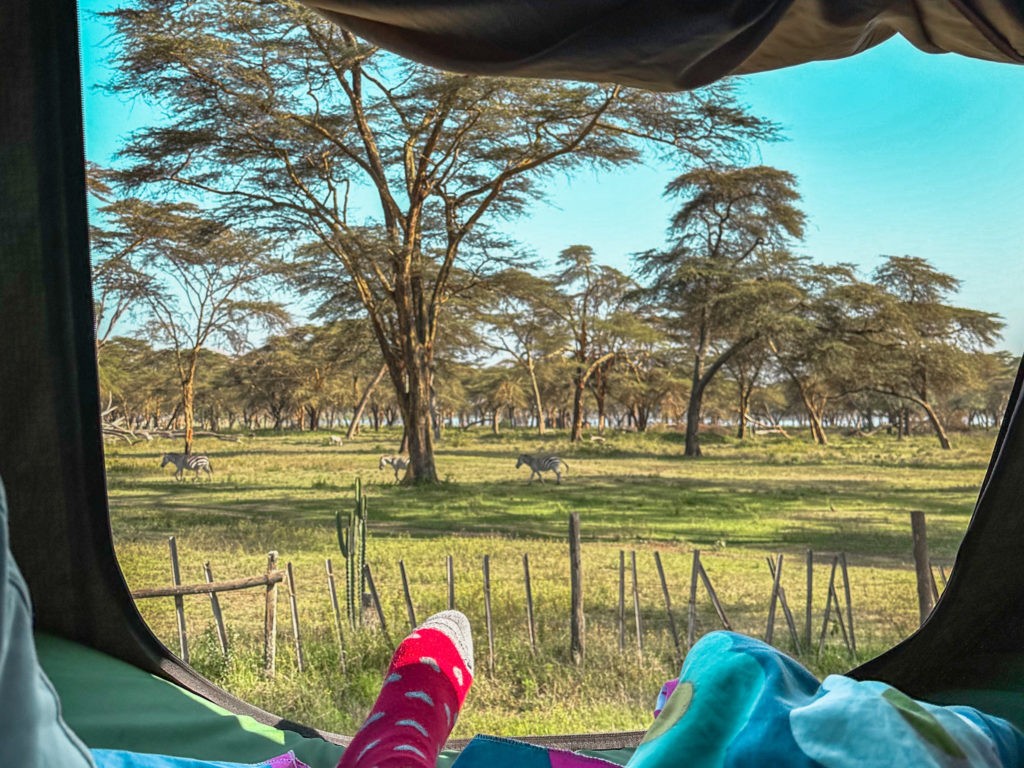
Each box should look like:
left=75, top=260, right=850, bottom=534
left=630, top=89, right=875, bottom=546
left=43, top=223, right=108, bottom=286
left=160, top=452, right=214, bottom=482
left=379, top=454, right=409, bottom=482
left=515, top=454, right=568, bottom=485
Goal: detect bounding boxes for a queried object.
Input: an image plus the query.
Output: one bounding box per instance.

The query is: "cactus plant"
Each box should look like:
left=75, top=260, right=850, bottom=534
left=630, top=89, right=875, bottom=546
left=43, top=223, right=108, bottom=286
left=336, top=478, right=368, bottom=629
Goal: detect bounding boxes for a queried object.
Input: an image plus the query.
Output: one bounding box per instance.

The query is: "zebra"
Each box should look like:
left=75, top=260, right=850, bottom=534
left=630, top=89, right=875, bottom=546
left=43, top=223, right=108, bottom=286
left=515, top=454, right=568, bottom=485
left=379, top=454, right=409, bottom=482
left=160, top=452, right=213, bottom=482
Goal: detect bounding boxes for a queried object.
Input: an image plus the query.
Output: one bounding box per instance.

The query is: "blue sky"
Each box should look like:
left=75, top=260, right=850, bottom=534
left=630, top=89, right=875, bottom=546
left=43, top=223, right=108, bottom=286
left=79, top=3, right=1024, bottom=350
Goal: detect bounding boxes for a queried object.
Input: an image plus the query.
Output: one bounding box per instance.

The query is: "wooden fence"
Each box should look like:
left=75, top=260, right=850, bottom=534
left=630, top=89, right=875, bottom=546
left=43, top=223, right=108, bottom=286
left=132, top=512, right=948, bottom=677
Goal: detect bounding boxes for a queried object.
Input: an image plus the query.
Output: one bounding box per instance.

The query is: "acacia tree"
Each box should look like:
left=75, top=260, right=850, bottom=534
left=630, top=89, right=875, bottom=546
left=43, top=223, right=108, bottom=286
left=722, top=341, right=771, bottom=439
left=637, top=166, right=806, bottom=456
left=476, top=269, right=566, bottom=435
left=94, top=198, right=287, bottom=453
left=765, top=263, right=883, bottom=445
left=103, top=0, right=773, bottom=481
left=861, top=255, right=1003, bottom=449
left=88, top=165, right=155, bottom=356
left=546, top=246, right=636, bottom=442
left=610, top=314, right=678, bottom=432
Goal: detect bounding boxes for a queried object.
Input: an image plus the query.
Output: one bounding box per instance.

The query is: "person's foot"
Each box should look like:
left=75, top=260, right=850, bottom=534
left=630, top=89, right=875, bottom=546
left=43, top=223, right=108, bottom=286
left=338, top=611, right=474, bottom=768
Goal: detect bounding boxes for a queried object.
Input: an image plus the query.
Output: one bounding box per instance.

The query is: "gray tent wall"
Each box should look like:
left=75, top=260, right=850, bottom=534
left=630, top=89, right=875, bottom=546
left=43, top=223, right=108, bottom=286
left=2, top=0, right=1024, bottom=742
left=0, top=0, right=342, bottom=743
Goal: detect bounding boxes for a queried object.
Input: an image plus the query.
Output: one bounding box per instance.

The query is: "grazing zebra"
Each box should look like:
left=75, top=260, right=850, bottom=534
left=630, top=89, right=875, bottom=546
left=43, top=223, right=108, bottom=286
left=327, top=435, right=344, bottom=446
left=515, top=454, right=568, bottom=485
left=160, top=452, right=213, bottom=482
left=379, top=454, right=409, bottom=481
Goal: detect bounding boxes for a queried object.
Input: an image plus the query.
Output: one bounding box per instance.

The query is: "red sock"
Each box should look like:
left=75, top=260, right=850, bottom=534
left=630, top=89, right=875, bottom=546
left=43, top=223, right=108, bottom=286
left=338, top=611, right=474, bottom=768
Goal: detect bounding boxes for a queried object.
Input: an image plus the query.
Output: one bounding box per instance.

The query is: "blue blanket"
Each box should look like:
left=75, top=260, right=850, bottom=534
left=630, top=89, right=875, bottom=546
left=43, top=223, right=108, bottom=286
left=456, top=632, right=1024, bottom=768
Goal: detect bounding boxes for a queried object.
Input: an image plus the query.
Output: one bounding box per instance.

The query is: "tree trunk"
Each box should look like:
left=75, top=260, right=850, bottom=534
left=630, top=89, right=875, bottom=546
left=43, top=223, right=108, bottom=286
left=570, top=352, right=615, bottom=442
left=527, top=357, right=545, bottom=436
left=639, top=406, right=651, bottom=432
left=431, top=382, right=442, bottom=442
left=570, top=367, right=586, bottom=442
left=305, top=404, right=320, bottom=431
left=395, top=357, right=437, bottom=483
left=684, top=386, right=704, bottom=457
left=914, top=397, right=952, bottom=450
left=592, top=366, right=608, bottom=433
left=737, top=384, right=751, bottom=439
left=492, top=409, right=500, bottom=434
left=181, top=377, right=195, bottom=455
left=797, top=388, right=828, bottom=446
left=347, top=364, right=387, bottom=440
left=685, top=345, right=706, bottom=457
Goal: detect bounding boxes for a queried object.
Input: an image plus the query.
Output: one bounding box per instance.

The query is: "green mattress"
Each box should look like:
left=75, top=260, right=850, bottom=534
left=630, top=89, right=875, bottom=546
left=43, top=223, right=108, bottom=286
left=37, top=632, right=348, bottom=768
left=36, top=632, right=639, bottom=768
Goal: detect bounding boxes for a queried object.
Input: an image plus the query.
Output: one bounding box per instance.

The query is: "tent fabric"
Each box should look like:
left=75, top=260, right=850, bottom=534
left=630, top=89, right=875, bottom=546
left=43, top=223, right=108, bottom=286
left=849, top=353, right=1024, bottom=716
left=37, top=632, right=638, bottom=768
left=0, top=0, right=355, bottom=749
left=36, top=633, right=348, bottom=768
left=301, top=0, right=1024, bottom=90
left=3, top=0, right=1024, bottom=756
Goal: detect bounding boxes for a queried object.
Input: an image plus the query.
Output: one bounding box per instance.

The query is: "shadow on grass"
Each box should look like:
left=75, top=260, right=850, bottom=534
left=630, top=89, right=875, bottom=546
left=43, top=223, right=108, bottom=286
left=108, top=469, right=978, bottom=563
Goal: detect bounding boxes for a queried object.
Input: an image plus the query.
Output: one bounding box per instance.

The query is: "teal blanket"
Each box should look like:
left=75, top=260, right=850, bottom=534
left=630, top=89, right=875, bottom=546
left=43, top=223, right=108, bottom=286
left=456, top=632, right=1024, bottom=768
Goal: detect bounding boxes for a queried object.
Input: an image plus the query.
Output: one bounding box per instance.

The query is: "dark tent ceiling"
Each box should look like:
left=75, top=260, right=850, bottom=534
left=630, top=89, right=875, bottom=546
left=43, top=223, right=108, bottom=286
left=301, top=0, right=1024, bottom=90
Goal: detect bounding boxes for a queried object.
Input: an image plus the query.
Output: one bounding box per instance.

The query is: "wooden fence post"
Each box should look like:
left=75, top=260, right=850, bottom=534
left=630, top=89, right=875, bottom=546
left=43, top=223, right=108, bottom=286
left=697, top=559, right=731, bottom=631
left=168, top=537, right=189, bottom=664
left=523, top=553, right=537, bottom=655
left=483, top=555, right=495, bottom=675
left=910, top=511, right=934, bottom=625
left=569, top=512, right=584, bottom=665
left=263, top=551, right=278, bottom=677
left=203, top=562, right=228, bottom=656
left=286, top=562, right=304, bottom=673
left=653, top=551, right=680, bottom=660
left=617, top=550, right=626, bottom=652
left=805, top=550, right=814, bottom=649
left=817, top=555, right=852, bottom=657
left=631, top=550, right=643, bottom=661
left=325, top=558, right=346, bottom=672
left=399, top=560, right=417, bottom=630
left=765, top=552, right=784, bottom=645
left=446, top=555, right=456, bottom=611
left=687, top=549, right=700, bottom=649
left=767, top=555, right=801, bottom=654
left=363, top=563, right=392, bottom=648
left=839, top=552, right=856, bottom=657
left=817, top=556, right=837, bottom=656
left=830, top=574, right=852, bottom=655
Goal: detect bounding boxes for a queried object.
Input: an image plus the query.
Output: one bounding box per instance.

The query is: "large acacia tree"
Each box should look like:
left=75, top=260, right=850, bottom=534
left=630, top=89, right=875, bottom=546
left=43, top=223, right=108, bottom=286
left=104, top=0, right=773, bottom=481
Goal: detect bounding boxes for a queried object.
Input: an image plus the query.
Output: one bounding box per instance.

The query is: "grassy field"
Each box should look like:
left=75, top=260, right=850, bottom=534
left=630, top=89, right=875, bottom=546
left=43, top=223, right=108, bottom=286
left=105, top=427, right=997, bottom=737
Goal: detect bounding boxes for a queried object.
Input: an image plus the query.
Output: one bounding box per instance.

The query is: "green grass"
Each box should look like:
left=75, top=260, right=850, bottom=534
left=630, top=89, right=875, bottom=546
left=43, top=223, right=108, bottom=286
left=105, top=427, right=996, bottom=737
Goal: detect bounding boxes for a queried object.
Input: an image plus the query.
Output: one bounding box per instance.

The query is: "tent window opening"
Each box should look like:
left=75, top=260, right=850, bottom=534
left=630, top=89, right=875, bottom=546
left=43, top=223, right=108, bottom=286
left=2, top=1, right=1023, bottom=763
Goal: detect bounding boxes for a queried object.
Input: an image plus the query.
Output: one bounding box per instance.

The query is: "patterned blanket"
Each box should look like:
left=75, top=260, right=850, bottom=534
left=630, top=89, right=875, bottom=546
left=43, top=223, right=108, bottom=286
left=455, top=632, right=1024, bottom=768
